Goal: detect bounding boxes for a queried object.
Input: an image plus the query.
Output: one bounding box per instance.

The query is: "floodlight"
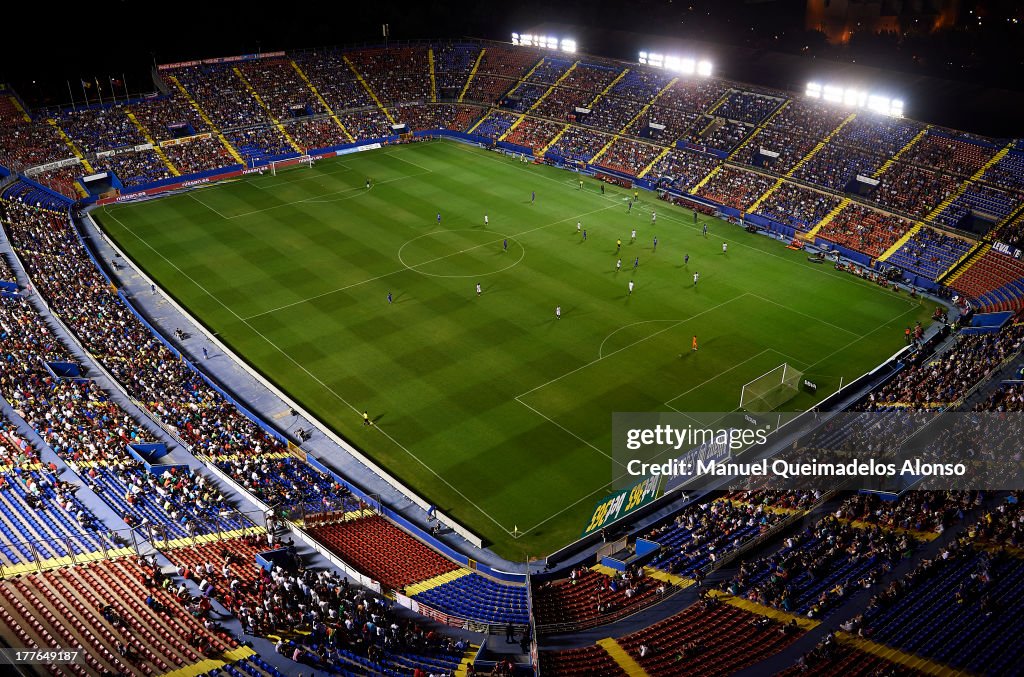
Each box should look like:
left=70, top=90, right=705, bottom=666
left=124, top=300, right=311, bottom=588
left=638, top=51, right=648, bottom=64
left=511, top=33, right=520, bottom=45
left=696, top=60, right=712, bottom=77
left=890, top=100, right=904, bottom=117
left=806, top=82, right=822, bottom=98
left=546, top=36, right=558, bottom=49
left=561, top=39, right=576, bottom=53
left=649, top=53, right=664, bottom=68
left=823, top=85, right=843, bottom=103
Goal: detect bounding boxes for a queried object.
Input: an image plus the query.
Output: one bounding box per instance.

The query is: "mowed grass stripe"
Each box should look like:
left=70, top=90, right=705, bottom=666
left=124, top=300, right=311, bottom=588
left=97, top=140, right=933, bottom=557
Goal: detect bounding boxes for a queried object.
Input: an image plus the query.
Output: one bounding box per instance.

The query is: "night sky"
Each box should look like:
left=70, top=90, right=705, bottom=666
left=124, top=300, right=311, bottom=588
left=5, top=0, right=1023, bottom=136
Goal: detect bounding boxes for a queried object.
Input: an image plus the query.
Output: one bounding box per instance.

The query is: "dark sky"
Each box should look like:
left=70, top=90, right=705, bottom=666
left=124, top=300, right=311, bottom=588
left=5, top=0, right=1022, bottom=136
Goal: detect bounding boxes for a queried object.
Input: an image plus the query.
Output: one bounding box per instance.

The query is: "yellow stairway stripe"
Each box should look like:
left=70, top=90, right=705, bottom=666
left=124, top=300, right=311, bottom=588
left=404, top=567, right=471, bottom=596
left=596, top=637, right=651, bottom=677
left=836, top=632, right=969, bottom=676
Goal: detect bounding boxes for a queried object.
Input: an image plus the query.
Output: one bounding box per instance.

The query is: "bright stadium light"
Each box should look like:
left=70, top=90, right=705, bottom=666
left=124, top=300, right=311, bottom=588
left=823, top=85, right=843, bottom=103
left=640, top=51, right=710, bottom=77
left=809, top=79, right=904, bottom=117
left=514, top=33, right=576, bottom=52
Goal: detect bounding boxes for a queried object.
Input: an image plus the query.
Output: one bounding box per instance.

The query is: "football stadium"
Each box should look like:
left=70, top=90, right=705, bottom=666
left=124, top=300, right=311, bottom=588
left=0, top=1, right=1023, bottom=675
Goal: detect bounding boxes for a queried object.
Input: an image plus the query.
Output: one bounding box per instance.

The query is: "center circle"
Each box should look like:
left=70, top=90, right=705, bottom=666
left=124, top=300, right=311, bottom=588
left=397, top=229, right=525, bottom=278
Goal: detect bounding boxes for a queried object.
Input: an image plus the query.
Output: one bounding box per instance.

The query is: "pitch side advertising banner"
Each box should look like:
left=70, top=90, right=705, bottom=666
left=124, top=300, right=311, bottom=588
left=580, top=475, right=661, bottom=537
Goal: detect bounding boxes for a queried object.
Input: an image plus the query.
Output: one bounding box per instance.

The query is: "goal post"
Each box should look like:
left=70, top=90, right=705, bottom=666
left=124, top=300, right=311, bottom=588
left=269, top=155, right=314, bottom=176
left=740, top=363, right=803, bottom=413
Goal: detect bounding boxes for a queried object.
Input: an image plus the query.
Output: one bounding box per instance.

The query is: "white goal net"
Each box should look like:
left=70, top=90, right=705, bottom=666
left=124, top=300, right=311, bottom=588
left=740, top=363, right=803, bottom=413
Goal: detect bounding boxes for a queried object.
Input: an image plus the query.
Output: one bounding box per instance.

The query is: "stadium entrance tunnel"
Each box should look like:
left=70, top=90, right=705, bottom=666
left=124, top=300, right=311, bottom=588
left=397, top=229, right=525, bottom=278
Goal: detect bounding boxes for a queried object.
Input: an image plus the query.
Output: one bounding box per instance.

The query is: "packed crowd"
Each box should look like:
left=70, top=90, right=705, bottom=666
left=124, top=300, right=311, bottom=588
left=548, top=126, right=612, bottom=163
left=754, top=182, right=842, bottom=232
left=692, top=117, right=753, bottom=153
left=874, top=161, right=960, bottom=217
left=595, top=137, right=662, bottom=177
left=815, top=204, right=912, bottom=258
left=533, top=85, right=597, bottom=121
left=625, top=105, right=699, bottom=143
left=238, top=58, right=323, bottom=121
left=174, top=64, right=271, bottom=130
left=1, top=196, right=292, bottom=468
left=347, top=47, right=431, bottom=105
left=504, top=117, right=565, bottom=152
left=743, top=126, right=819, bottom=175
left=92, top=149, right=174, bottom=188
left=560, top=63, right=621, bottom=94
left=56, top=106, right=146, bottom=153
left=715, top=90, right=782, bottom=124
left=288, top=118, right=347, bottom=152
left=860, top=324, right=1024, bottom=409
left=900, top=133, right=997, bottom=179
left=645, top=499, right=788, bottom=576
left=162, top=136, right=234, bottom=175
left=792, top=142, right=885, bottom=191
left=695, top=166, right=774, bottom=210
left=584, top=93, right=647, bottom=135
left=293, top=51, right=375, bottom=113
left=130, top=93, right=211, bottom=142
left=0, top=119, right=73, bottom=169
left=648, top=148, right=721, bottom=193
left=433, top=43, right=480, bottom=99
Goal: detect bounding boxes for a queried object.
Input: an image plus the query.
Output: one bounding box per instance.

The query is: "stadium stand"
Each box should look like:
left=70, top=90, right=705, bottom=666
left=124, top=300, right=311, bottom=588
left=900, top=132, right=998, bottom=179
left=695, top=166, right=775, bottom=210
left=172, top=64, right=272, bottom=130
left=533, top=565, right=659, bottom=628
left=648, top=148, right=721, bottom=192
left=547, top=126, right=612, bottom=163
left=874, top=161, right=961, bottom=218
left=884, top=227, right=975, bottom=280
left=727, top=515, right=916, bottom=617
left=433, top=43, right=481, bottom=100
left=816, top=203, right=915, bottom=258
left=647, top=499, right=794, bottom=576
left=130, top=92, right=212, bottom=141
left=292, top=50, right=375, bottom=112
left=2, top=39, right=1024, bottom=677
left=715, top=90, right=784, bottom=124
left=753, top=182, right=842, bottom=233
left=347, top=47, right=431, bottom=105
left=860, top=324, right=1024, bottom=409
left=861, top=542, right=1024, bottom=674
left=308, top=515, right=459, bottom=589
left=0, top=557, right=242, bottom=674
left=595, top=137, right=663, bottom=177
left=472, top=109, right=520, bottom=141
left=505, top=117, right=566, bottom=152
left=950, top=249, right=1024, bottom=313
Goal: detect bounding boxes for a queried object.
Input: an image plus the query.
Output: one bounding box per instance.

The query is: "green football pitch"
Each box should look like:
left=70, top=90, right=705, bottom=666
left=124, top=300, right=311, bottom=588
left=95, top=140, right=933, bottom=558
